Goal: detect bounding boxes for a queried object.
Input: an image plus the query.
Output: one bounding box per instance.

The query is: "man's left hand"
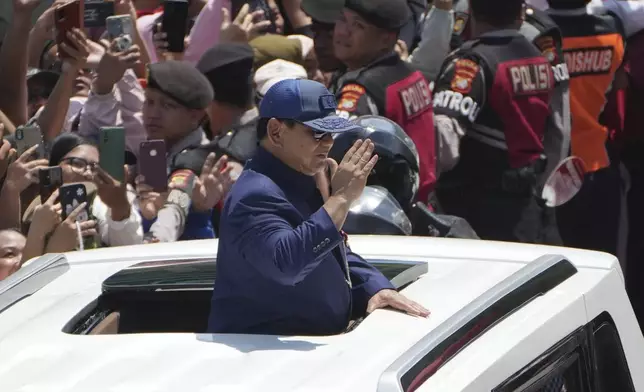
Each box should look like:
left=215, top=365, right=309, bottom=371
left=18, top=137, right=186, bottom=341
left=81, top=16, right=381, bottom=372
left=367, top=289, right=430, bottom=318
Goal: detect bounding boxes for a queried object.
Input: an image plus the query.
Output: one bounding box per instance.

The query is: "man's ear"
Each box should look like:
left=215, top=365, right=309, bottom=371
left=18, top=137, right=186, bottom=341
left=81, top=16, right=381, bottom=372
left=266, top=118, right=284, bottom=147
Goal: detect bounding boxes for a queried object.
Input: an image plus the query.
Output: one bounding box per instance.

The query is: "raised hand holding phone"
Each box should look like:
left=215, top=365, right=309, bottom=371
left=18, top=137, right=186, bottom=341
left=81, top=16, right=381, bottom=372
left=46, top=201, right=97, bottom=253
left=219, top=4, right=273, bottom=44
left=4, top=145, right=49, bottom=193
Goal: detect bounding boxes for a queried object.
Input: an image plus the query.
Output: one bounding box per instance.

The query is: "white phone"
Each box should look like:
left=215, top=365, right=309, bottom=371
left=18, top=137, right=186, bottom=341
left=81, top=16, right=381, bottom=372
left=106, top=15, right=135, bottom=52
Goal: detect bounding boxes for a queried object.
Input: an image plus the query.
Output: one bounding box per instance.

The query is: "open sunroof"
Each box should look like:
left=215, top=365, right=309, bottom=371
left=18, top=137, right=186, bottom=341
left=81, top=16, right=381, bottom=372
left=102, top=258, right=428, bottom=292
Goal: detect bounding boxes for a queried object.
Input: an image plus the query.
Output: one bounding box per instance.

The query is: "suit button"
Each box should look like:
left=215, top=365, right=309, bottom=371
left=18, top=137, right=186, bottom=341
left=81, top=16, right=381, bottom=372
left=313, top=246, right=319, bottom=253
left=324, top=238, right=330, bottom=245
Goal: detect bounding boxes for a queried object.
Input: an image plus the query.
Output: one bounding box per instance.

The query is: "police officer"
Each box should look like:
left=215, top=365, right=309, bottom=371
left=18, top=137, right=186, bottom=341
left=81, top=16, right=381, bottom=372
left=193, top=43, right=259, bottom=170
left=208, top=79, right=429, bottom=335
left=546, top=0, right=626, bottom=257
left=139, top=61, right=232, bottom=243
left=331, top=0, right=436, bottom=204
left=432, top=0, right=560, bottom=244
left=450, top=2, right=572, bottom=183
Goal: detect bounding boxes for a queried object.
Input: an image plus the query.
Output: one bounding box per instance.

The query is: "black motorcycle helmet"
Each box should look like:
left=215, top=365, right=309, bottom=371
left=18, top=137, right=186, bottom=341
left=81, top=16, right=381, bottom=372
left=343, top=186, right=413, bottom=236
left=329, top=115, right=420, bottom=210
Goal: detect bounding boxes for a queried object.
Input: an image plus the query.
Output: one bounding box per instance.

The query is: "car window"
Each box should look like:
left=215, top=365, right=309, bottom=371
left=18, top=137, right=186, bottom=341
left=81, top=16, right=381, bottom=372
left=493, top=329, right=592, bottom=392
left=591, top=313, right=636, bottom=392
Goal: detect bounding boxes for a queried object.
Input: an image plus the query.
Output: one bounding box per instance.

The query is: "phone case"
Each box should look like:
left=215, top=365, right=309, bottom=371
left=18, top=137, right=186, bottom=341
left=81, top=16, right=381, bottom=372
left=106, top=15, right=135, bottom=51
left=55, top=0, right=85, bottom=58
left=98, top=127, right=125, bottom=182
left=60, top=183, right=89, bottom=222
left=39, top=167, right=63, bottom=203
left=14, top=125, right=45, bottom=158
left=162, top=0, right=190, bottom=53
left=139, top=140, right=168, bottom=192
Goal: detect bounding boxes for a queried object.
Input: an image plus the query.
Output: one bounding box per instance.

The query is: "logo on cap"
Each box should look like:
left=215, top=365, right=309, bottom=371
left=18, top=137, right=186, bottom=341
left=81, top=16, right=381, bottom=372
left=319, top=94, right=337, bottom=111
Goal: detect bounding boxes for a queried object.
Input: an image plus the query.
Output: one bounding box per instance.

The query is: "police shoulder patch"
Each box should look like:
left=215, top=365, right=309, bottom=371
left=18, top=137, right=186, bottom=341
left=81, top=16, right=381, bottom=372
left=340, top=83, right=366, bottom=95
left=169, top=169, right=196, bottom=193
left=337, top=84, right=366, bottom=113
left=450, top=58, right=479, bottom=94
left=535, top=35, right=558, bottom=64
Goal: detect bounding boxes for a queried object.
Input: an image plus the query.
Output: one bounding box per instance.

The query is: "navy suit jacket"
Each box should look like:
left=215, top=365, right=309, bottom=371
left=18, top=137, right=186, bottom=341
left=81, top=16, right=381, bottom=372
left=208, top=147, right=393, bottom=335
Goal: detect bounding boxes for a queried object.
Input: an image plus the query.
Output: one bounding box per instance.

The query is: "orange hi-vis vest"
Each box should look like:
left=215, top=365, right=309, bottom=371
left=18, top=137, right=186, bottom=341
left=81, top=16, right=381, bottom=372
left=548, top=9, right=625, bottom=172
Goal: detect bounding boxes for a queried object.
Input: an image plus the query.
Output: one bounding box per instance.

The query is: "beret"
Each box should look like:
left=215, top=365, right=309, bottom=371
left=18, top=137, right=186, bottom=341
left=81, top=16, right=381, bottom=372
left=197, top=43, right=255, bottom=107
left=344, top=0, right=412, bottom=31
left=250, top=34, right=303, bottom=69
left=146, top=61, right=214, bottom=110
left=301, top=0, right=344, bottom=24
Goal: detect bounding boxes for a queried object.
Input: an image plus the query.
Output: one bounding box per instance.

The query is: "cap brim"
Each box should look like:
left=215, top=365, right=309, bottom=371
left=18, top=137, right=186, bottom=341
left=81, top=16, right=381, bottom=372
left=302, top=115, right=362, bottom=134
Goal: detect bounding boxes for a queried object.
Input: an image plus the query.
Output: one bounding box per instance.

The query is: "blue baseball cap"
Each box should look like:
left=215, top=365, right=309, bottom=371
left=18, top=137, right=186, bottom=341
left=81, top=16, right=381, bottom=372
left=259, top=79, right=361, bottom=134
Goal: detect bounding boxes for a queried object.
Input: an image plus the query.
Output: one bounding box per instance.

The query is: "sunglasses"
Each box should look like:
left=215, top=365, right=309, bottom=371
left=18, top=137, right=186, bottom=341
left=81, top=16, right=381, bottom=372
left=312, top=130, right=331, bottom=140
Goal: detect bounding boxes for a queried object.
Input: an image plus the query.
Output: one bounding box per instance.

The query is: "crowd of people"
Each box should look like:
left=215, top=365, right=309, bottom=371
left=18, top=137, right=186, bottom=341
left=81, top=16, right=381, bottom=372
left=1, top=0, right=644, bottom=333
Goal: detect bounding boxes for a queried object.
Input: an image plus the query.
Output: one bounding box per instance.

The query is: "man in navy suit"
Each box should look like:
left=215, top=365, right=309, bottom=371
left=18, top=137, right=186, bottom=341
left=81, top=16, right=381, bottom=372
left=208, top=79, right=429, bottom=335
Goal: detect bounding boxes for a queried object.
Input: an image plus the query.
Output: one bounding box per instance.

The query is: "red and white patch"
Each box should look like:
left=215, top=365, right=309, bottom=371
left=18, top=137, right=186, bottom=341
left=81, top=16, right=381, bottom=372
left=450, top=59, right=479, bottom=94
left=337, top=84, right=366, bottom=113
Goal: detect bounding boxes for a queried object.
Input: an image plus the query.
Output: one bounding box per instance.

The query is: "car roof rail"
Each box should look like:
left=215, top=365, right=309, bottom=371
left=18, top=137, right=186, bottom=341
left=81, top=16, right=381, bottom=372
left=0, top=253, right=69, bottom=315
left=377, top=254, right=578, bottom=392
left=390, top=263, right=429, bottom=291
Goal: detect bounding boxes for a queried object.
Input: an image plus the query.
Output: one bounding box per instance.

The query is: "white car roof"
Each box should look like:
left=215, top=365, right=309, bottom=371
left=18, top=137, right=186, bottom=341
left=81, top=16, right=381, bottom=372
left=0, top=236, right=622, bottom=392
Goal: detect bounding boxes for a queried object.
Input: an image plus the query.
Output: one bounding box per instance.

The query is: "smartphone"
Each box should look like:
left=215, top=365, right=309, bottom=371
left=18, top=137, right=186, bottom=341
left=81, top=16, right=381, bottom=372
left=84, top=0, right=115, bottom=28
left=60, top=183, right=89, bottom=222
left=39, top=167, right=63, bottom=203
left=14, top=125, right=45, bottom=158
left=55, top=0, right=85, bottom=58
left=139, top=140, right=168, bottom=192
left=106, top=14, right=135, bottom=52
left=162, top=0, right=190, bottom=53
left=99, top=127, right=125, bottom=182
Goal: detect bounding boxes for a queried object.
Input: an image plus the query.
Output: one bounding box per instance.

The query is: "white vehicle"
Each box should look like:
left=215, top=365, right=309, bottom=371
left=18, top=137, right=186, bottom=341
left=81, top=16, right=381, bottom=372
left=0, top=236, right=642, bottom=392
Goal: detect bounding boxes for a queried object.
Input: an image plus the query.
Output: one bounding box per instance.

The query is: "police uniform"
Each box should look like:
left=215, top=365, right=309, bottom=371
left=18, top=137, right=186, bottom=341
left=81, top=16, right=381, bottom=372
left=547, top=3, right=626, bottom=256
left=333, top=0, right=437, bottom=204
left=196, top=43, right=259, bottom=164
left=451, top=3, right=572, bottom=183
left=433, top=29, right=560, bottom=244
left=142, top=61, right=216, bottom=242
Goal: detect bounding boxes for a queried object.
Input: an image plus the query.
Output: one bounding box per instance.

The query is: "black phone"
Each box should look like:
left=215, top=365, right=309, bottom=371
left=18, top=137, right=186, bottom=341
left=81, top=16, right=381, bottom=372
left=162, top=0, right=190, bottom=53
left=60, top=183, right=89, bottom=221
left=39, top=167, right=63, bottom=203
left=84, top=0, right=115, bottom=28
